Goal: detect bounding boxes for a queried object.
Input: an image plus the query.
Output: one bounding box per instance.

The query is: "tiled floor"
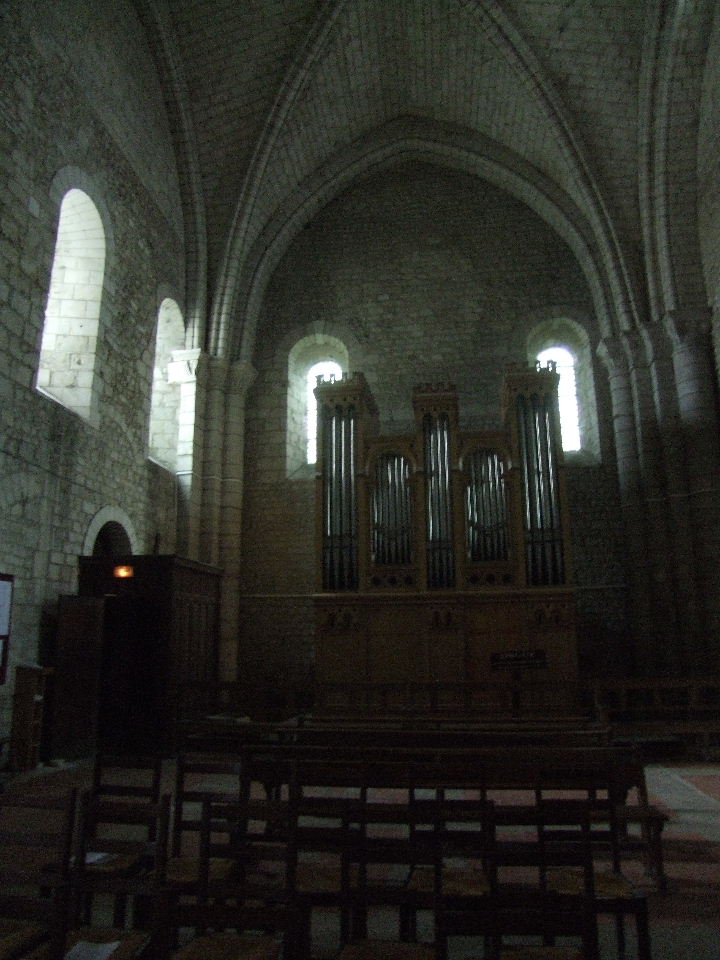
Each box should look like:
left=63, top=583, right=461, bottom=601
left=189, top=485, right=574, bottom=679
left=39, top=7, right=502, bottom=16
left=622, top=764, right=720, bottom=960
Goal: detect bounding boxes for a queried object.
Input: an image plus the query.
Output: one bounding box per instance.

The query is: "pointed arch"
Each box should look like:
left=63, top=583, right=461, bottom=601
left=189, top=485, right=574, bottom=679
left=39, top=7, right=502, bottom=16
left=639, top=0, right=715, bottom=315
left=219, top=119, right=623, bottom=367
left=210, top=2, right=641, bottom=363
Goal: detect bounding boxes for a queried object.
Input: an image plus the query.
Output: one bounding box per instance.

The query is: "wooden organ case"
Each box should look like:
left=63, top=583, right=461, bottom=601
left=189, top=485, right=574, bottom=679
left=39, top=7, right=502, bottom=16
left=313, top=363, right=579, bottom=715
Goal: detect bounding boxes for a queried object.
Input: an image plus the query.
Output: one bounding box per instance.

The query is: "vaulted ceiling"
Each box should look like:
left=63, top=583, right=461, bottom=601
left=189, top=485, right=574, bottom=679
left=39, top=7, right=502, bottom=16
left=132, top=0, right=715, bottom=354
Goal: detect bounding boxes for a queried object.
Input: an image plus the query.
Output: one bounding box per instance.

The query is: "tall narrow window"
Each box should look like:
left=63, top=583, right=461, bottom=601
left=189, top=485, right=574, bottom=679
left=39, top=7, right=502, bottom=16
left=537, top=346, right=581, bottom=452
left=148, top=298, right=184, bottom=470
left=306, top=360, right=342, bottom=464
left=37, top=188, right=106, bottom=420
left=286, top=335, right=348, bottom=477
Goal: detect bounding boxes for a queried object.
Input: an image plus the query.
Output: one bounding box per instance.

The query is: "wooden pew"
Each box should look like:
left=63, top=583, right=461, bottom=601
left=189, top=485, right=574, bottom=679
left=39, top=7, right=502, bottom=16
left=227, top=741, right=667, bottom=890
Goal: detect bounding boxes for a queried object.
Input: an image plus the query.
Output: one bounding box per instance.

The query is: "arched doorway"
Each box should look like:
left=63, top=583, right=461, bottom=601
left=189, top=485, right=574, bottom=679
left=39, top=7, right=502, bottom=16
left=92, top=522, right=132, bottom=557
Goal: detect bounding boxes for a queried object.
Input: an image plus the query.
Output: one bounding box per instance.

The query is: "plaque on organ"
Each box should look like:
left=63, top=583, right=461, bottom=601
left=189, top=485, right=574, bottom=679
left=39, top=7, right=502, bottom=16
left=312, top=364, right=578, bottom=714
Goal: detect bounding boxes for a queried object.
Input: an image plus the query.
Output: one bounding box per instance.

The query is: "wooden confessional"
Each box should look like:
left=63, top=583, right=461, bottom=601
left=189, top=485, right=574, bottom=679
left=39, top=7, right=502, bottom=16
left=313, top=363, right=579, bottom=714
left=49, top=555, right=221, bottom=758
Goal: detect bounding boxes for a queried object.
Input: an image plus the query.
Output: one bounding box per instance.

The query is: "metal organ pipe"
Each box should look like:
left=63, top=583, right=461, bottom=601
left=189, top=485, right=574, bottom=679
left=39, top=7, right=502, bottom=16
left=518, top=393, right=564, bottom=585
left=322, top=402, right=358, bottom=590
left=372, top=454, right=412, bottom=566
left=423, top=412, right=455, bottom=588
left=466, top=449, right=508, bottom=562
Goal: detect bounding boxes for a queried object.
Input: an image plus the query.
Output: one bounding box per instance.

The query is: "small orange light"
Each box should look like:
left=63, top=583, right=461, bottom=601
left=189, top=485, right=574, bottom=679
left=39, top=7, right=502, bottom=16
left=113, top=565, right=134, bottom=579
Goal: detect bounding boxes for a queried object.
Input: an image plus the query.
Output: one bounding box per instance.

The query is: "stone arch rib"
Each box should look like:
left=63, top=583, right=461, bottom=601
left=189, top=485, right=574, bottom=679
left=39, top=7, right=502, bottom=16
left=132, top=0, right=208, bottom=349
left=210, top=0, right=642, bottom=363
left=210, top=0, right=349, bottom=357
left=226, top=122, right=618, bottom=366
left=640, top=0, right=714, bottom=317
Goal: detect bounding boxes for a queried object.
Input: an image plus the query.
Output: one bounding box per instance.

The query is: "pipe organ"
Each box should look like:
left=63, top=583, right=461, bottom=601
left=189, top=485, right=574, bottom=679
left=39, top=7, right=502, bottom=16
left=313, top=364, right=579, bottom=714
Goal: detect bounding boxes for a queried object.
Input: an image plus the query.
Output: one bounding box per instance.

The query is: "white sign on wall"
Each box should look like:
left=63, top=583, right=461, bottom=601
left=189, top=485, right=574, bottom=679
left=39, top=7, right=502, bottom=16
left=0, top=574, right=13, bottom=684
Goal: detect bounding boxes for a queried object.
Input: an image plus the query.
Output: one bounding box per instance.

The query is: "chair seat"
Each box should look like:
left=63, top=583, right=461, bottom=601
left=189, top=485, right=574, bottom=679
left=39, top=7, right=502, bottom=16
left=84, top=852, right=144, bottom=875
left=547, top=867, right=636, bottom=898
left=295, top=860, right=360, bottom=893
left=0, top=919, right=47, bottom=960
left=339, top=942, right=436, bottom=960
left=406, top=863, right=491, bottom=896
left=172, top=931, right=281, bottom=960
left=166, top=855, right=236, bottom=885
left=20, top=928, right=151, bottom=960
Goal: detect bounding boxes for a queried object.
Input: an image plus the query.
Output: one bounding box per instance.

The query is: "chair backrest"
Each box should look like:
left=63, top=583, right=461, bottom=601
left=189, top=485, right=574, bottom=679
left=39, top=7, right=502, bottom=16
left=0, top=789, right=78, bottom=957
left=145, top=789, right=302, bottom=954
left=74, top=790, right=171, bottom=883
left=92, top=754, right=163, bottom=802
left=490, top=798, right=600, bottom=960
left=201, top=783, right=299, bottom=895
left=171, top=753, right=242, bottom=857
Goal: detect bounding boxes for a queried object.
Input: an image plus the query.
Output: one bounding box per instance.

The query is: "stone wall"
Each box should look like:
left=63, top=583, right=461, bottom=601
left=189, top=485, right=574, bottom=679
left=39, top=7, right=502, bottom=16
left=240, top=162, right=627, bottom=686
left=699, top=10, right=720, bottom=371
left=0, top=1, right=183, bottom=736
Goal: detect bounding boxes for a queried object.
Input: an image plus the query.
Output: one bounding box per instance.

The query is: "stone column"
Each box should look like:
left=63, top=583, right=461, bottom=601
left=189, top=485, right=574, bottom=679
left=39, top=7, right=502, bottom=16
left=216, top=360, right=256, bottom=680
left=597, top=336, right=662, bottom=674
left=642, top=322, right=702, bottom=672
left=168, top=352, right=257, bottom=680
left=664, top=308, right=720, bottom=671
left=198, top=356, right=228, bottom=565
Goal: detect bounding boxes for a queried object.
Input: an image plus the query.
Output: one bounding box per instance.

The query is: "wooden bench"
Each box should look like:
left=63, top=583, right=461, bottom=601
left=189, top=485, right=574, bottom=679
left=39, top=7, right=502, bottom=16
left=591, top=676, right=720, bottom=759
left=179, top=712, right=612, bottom=756
left=223, top=741, right=668, bottom=890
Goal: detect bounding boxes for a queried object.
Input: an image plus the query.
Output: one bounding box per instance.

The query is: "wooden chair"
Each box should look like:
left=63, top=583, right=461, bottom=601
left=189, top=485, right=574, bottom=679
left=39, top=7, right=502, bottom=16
left=92, top=755, right=163, bottom=807
left=292, top=791, right=359, bottom=956
left=439, top=798, right=601, bottom=960
left=166, top=754, right=242, bottom=891
left=0, top=790, right=77, bottom=960
left=335, top=790, right=442, bottom=960
left=71, top=790, right=171, bottom=929
left=608, top=746, right=667, bottom=891
left=542, top=795, right=651, bottom=960
left=404, top=790, right=496, bottom=946
left=155, top=792, right=301, bottom=960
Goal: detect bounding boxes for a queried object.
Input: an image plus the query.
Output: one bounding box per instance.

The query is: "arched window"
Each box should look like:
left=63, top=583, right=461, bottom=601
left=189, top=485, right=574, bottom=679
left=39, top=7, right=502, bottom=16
left=537, top=346, right=581, bottom=452
left=37, top=188, right=106, bottom=421
left=527, top=317, right=599, bottom=461
left=286, top=335, right=349, bottom=476
left=306, top=360, right=342, bottom=464
left=148, top=297, right=185, bottom=470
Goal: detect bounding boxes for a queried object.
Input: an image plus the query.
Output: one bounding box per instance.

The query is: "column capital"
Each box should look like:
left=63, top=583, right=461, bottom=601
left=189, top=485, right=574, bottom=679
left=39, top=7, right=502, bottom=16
left=596, top=335, right=629, bottom=375
left=663, top=307, right=713, bottom=348
left=167, top=347, right=205, bottom=384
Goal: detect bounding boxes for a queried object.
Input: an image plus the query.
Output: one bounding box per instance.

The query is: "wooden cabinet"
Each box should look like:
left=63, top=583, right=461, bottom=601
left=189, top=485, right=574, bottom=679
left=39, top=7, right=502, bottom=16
left=314, top=588, right=579, bottom=714
left=10, top=664, right=52, bottom=771
left=50, top=555, right=222, bottom=759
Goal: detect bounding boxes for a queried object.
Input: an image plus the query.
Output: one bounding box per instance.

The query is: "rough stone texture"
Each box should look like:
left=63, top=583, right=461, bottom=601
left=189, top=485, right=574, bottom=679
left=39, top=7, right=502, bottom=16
left=699, top=12, right=720, bottom=311
left=0, top=2, right=183, bottom=732
left=1, top=0, right=720, bottom=740
left=240, top=163, right=624, bottom=683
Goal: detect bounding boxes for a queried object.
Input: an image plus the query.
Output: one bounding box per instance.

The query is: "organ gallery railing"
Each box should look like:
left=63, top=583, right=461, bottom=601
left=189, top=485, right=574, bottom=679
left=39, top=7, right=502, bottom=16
left=315, top=363, right=571, bottom=594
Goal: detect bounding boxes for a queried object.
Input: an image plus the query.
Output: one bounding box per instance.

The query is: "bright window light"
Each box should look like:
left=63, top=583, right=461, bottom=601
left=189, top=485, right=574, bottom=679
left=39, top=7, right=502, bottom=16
left=306, top=360, right=342, bottom=464
left=538, top=346, right=581, bottom=451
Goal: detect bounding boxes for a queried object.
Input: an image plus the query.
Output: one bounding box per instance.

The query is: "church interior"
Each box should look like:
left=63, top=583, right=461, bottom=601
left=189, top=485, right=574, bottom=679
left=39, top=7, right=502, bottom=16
left=1, top=1, right=720, bottom=958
